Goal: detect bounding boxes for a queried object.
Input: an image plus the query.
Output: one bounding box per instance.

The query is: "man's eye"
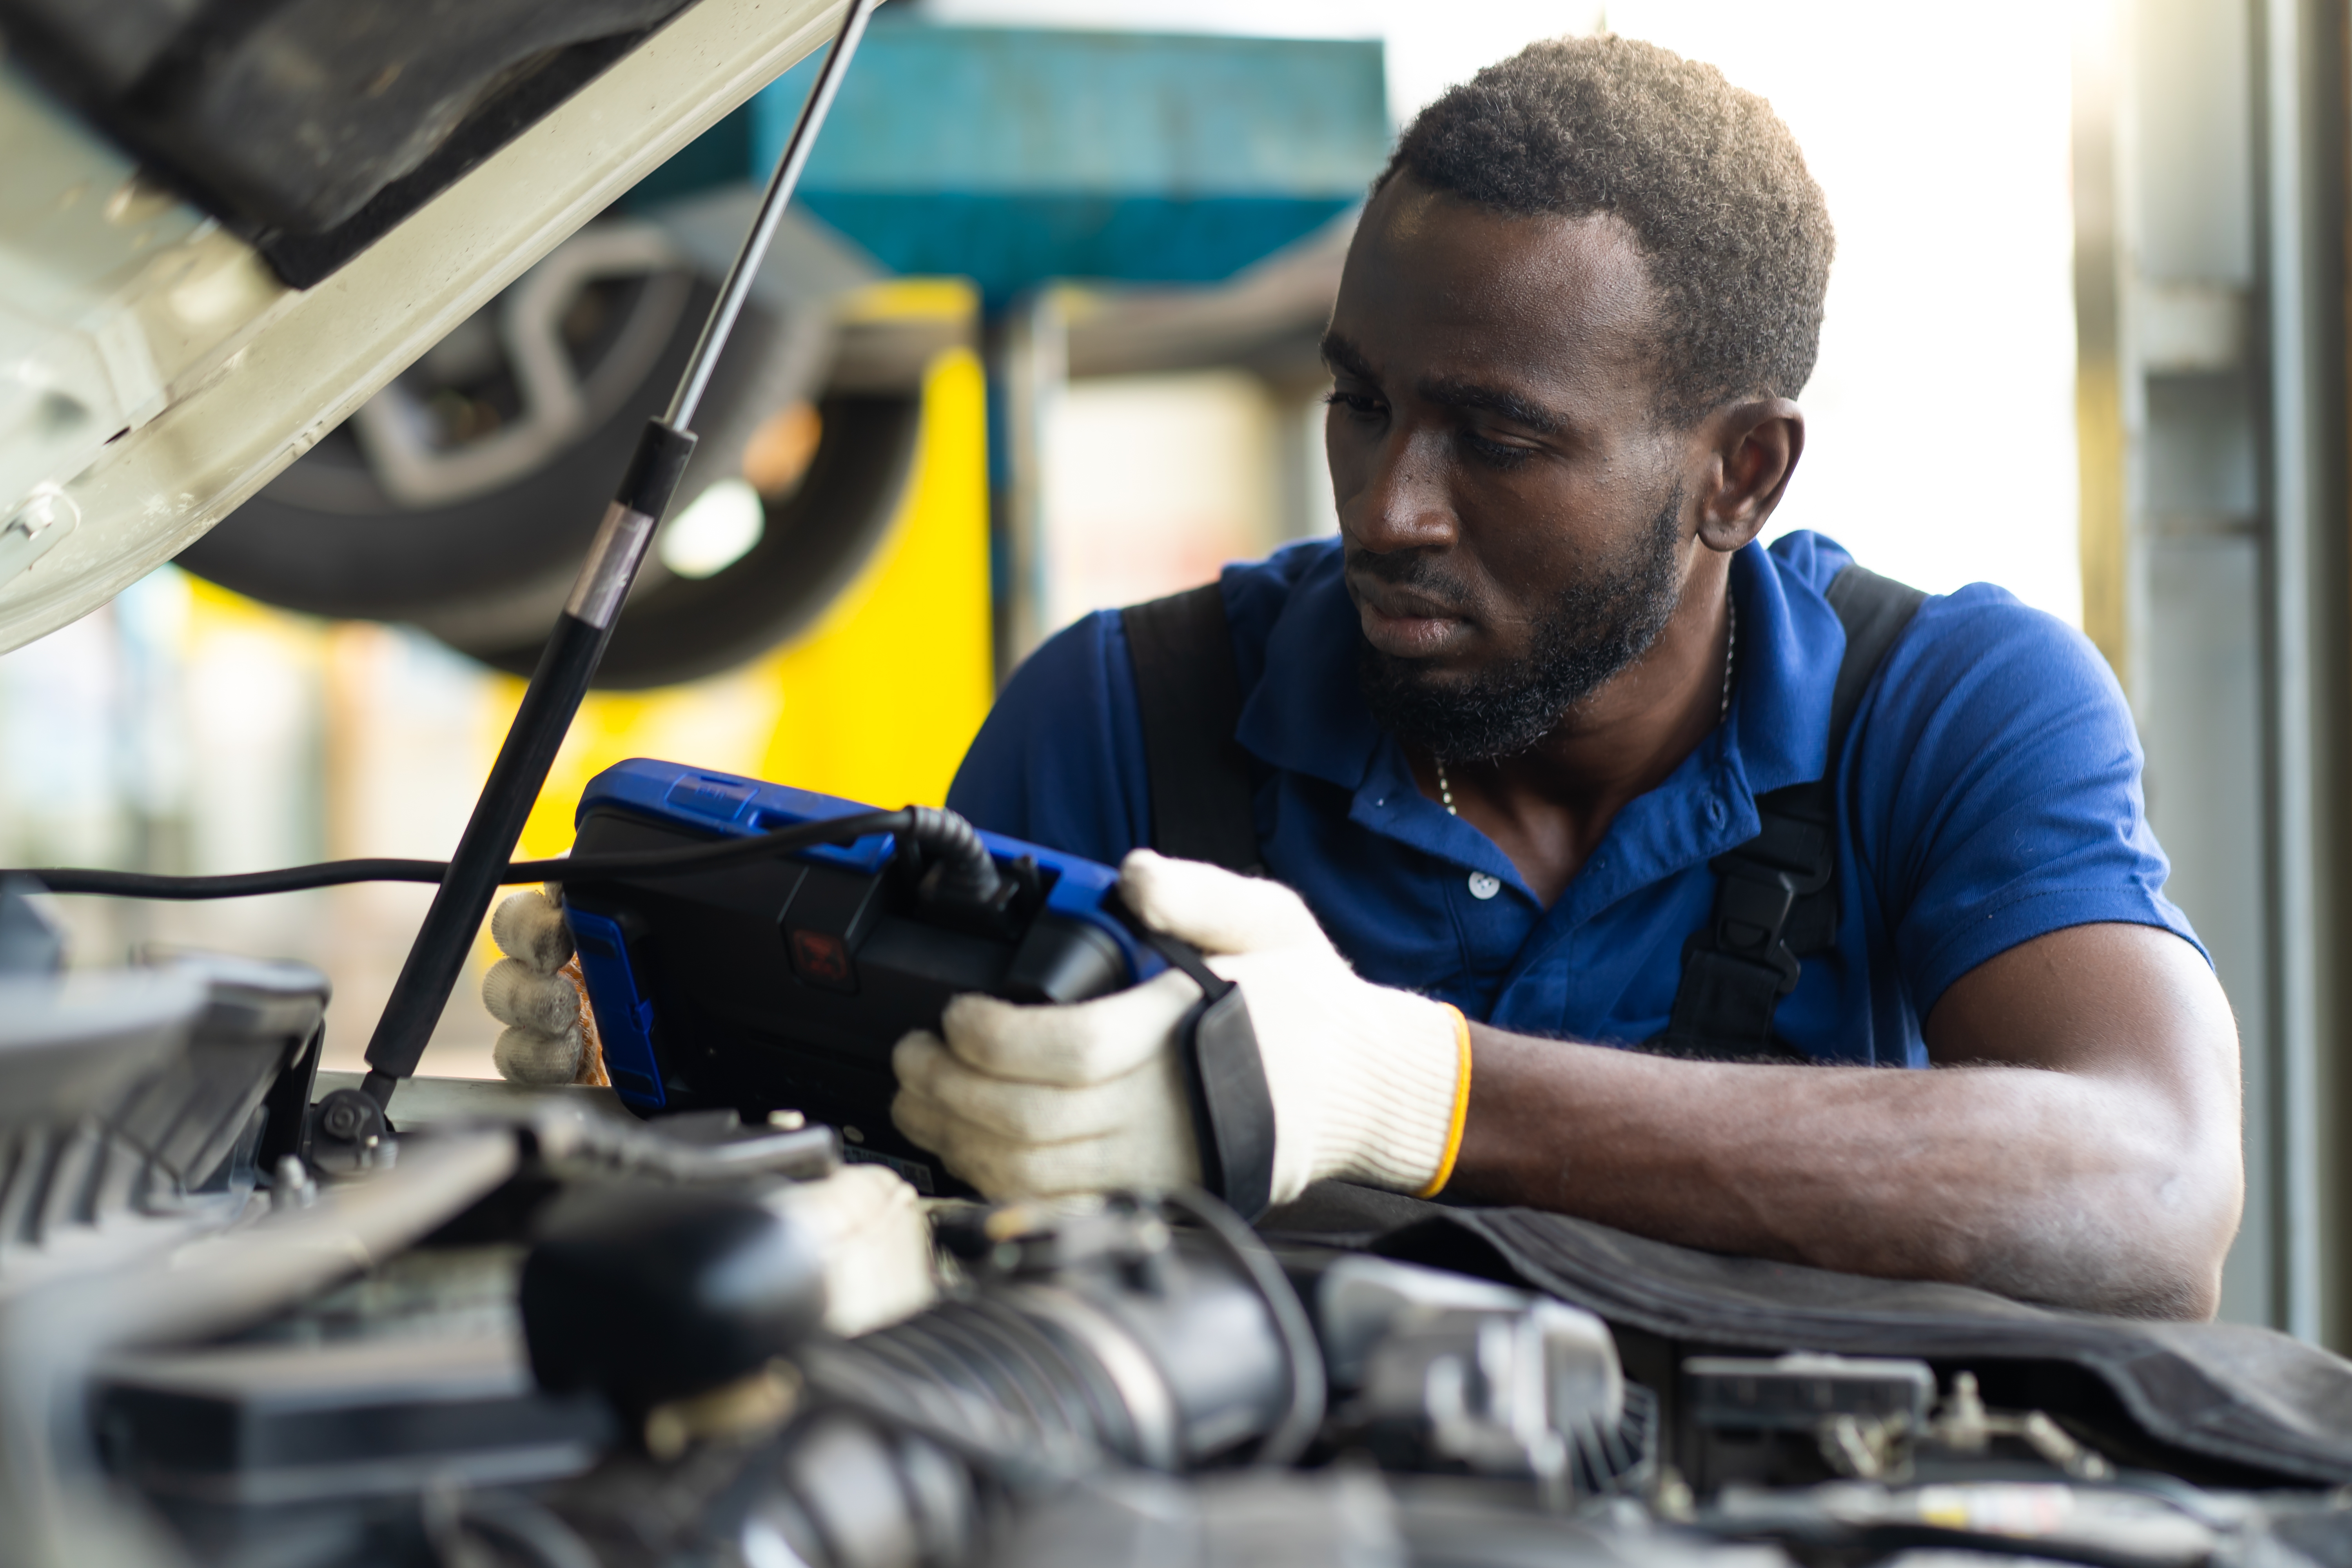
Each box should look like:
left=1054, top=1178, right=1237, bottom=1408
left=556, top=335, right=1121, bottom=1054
left=1463, top=429, right=1534, bottom=468
left=1323, top=389, right=1384, bottom=419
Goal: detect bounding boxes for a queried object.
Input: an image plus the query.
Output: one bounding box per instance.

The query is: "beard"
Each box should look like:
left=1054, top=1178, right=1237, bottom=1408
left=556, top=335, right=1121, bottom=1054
left=1356, top=486, right=1687, bottom=762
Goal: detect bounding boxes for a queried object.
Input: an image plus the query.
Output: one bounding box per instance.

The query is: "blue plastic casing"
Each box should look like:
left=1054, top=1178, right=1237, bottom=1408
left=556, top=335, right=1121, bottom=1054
left=563, top=907, right=666, bottom=1107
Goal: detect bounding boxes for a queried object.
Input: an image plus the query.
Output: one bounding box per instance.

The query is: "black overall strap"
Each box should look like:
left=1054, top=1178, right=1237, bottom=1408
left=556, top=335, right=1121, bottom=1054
left=1124, top=583, right=1263, bottom=874
left=1652, top=565, right=1928, bottom=1060
left=1121, top=583, right=1278, bottom=1216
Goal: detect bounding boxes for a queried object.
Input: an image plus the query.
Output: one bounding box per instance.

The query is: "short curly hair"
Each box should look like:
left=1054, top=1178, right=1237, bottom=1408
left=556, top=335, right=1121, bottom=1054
left=1379, top=35, right=1834, bottom=426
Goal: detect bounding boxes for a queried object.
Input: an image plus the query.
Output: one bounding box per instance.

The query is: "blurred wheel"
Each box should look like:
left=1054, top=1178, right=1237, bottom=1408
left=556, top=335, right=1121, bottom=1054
left=178, top=218, right=920, bottom=688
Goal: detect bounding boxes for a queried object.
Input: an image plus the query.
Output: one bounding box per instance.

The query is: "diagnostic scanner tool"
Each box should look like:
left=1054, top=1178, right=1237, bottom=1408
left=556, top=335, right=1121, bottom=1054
left=559, top=759, right=1169, bottom=1195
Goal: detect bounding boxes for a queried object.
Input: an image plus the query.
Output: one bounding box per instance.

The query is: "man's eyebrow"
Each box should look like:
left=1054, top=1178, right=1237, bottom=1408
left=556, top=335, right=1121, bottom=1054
left=1415, top=375, right=1566, bottom=436
left=1319, top=335, right=1570, bottom=436
left=1320, top=332, right=1376, bottom=382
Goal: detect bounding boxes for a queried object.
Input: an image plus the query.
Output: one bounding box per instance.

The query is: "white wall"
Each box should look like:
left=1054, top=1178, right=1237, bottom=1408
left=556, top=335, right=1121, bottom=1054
left=1605, top=2, right=2080, bottom=621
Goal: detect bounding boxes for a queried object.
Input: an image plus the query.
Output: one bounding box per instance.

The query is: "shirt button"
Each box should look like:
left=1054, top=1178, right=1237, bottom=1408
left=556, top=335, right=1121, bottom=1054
left=1467, top=872, right=1501, bottom=900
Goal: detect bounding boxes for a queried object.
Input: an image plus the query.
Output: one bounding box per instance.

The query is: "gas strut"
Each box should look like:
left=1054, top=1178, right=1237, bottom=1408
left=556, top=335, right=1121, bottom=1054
left=352, top=0, right=883, bottom=1114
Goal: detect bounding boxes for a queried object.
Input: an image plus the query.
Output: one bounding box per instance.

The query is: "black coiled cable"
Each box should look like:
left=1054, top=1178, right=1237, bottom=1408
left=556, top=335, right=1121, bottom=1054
left=899, top=806, right=1005, bottom=905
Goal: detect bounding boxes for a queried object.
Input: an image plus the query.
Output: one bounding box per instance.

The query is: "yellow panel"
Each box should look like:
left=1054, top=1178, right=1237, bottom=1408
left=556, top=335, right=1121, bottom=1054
left=755, top=343, right=993, bottom=808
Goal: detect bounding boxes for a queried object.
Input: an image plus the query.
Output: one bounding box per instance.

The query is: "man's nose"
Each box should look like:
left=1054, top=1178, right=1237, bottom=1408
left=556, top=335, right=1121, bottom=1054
left=1342, top=425, right=1457, bottom=553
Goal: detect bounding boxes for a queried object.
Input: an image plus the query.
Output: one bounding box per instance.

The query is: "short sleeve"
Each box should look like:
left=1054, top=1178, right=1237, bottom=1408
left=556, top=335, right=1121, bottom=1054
left=1850, top=586, right=2207, bottom=1014
left=944, top=610, right=1152, bottom=864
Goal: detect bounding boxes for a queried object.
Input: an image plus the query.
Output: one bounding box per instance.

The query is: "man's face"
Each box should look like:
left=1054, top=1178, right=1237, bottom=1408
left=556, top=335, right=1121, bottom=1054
left=1325, top=176, right=1699, bottom=760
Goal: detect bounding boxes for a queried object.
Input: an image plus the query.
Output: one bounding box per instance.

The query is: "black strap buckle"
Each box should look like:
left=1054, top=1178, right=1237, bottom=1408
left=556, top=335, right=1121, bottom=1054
left=1709, top=861, right=1804, bottom=978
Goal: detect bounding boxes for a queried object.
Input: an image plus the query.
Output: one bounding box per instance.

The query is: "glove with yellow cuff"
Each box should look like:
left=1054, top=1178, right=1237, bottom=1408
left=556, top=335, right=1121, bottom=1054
left=890, top=849, right=1473, bottom=1215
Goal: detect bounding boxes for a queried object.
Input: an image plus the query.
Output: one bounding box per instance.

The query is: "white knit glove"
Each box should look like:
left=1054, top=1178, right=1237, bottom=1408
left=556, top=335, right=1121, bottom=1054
left=890, top=849, right=1470, bottom=1207
left=482, top=886, right=604, bottom=1087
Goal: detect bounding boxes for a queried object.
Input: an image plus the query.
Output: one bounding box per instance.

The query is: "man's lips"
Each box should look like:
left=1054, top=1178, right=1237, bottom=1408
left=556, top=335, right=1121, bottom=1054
left=1350, top=576, right=1475, bottom=659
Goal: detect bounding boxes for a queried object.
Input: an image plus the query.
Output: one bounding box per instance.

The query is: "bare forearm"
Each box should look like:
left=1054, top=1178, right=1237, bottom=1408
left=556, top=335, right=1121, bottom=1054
left=1448, top=1027, right=2235, bottom=1317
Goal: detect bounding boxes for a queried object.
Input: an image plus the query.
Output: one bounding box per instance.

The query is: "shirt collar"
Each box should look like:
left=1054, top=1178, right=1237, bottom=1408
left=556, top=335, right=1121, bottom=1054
left=1721, top=537, right=1847, bottom=796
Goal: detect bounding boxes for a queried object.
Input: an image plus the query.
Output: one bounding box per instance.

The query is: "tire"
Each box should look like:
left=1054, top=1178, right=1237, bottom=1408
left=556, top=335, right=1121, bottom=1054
left=178, top=221, right=920, bottom=689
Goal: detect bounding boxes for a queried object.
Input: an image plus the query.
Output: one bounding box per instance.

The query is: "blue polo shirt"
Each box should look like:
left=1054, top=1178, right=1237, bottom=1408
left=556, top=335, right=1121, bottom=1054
left=947, top=532, right=2203, bottom=1067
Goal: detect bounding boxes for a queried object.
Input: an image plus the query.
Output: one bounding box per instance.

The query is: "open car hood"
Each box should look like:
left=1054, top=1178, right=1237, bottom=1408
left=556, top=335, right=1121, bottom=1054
left=0, top=0, right=849, bottom=657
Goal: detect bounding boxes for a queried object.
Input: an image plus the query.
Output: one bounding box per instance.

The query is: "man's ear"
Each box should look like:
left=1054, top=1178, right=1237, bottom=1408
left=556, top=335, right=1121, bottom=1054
left=1695, top=398, right=1805, bottom=552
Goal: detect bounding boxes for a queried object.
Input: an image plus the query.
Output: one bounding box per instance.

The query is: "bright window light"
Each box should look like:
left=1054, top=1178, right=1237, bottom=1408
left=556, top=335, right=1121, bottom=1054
left=658, top=478, right=764, bottom=579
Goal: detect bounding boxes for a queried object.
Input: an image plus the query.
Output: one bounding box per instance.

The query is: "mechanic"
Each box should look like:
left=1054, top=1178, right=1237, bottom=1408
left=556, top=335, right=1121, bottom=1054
left=889, top=36, right=2243, bottom=1319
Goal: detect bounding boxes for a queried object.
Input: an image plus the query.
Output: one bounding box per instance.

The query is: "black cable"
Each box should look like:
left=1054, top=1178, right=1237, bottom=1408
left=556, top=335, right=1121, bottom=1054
left=1157, top=1187, right=1327, bottom=1468
left=17, top=808, right=915, bottom=900
left=27, top=859, right=450, bottom=899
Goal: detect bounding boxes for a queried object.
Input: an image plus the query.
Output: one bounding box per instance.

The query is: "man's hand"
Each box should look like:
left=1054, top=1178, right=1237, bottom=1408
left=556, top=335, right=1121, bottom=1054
left=891, top=850, right=1470, bottom=1205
